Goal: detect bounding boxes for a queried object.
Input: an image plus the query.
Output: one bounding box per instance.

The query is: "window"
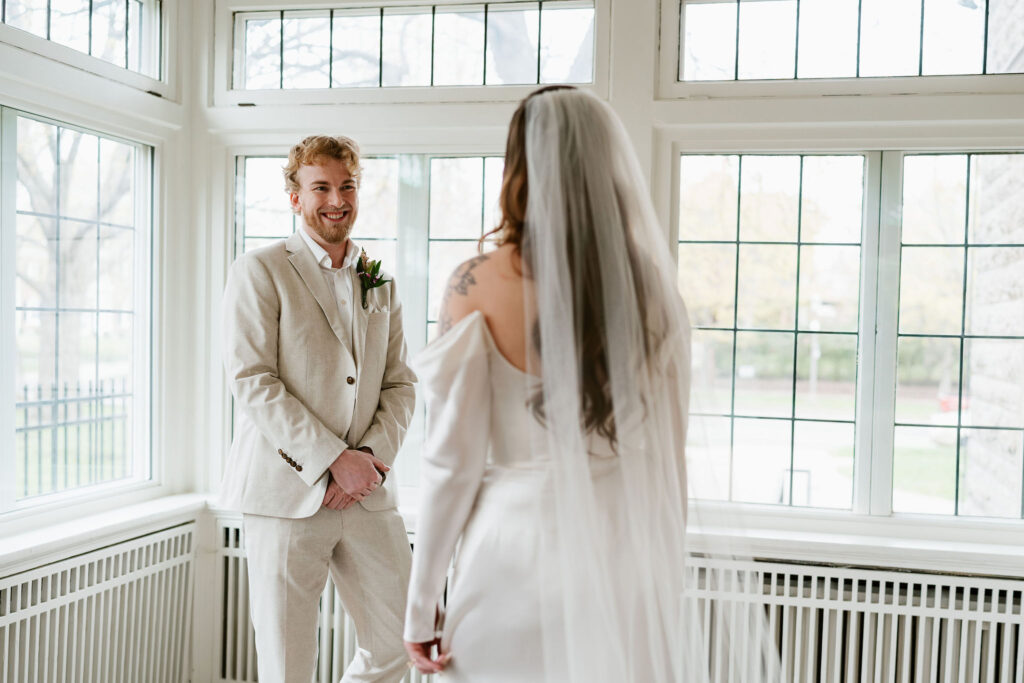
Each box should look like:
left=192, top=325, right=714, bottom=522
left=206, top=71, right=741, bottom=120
left=1, top=0, right=162, bottom=77
left=678, top=0, right=1024, bottom=82
left=678, top=150, right=1024, bottom=519
left=679, top=154, right=865, bottom=509
left=233, top=1, right=594, bottom=90
left=1, top=109, right=152, bottom=512
left=233, top=153, right=504, bottom=488
left=893, top=153, right=1024, bottom=518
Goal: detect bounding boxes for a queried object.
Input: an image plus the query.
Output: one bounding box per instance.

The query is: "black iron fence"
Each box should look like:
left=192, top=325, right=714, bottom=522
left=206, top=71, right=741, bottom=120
left=15, top=378, right=132, bottom=500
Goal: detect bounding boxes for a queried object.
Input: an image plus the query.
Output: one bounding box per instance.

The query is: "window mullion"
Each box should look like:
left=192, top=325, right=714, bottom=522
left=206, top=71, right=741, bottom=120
left=0, top=107, right=18, bottom=514
left=135, top=144, right=153, bottom=484
left=852, top=150, right=881, bottom=515
left=869, top=150, right=904, bottom=517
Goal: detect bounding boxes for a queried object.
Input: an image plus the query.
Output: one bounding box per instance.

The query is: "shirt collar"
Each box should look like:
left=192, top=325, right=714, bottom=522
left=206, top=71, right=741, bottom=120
left=298, top=226, right=361, bottom=271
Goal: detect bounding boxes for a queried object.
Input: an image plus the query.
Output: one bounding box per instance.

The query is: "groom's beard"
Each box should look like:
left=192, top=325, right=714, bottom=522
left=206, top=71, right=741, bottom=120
left=301, top=205, right=356, bottom=245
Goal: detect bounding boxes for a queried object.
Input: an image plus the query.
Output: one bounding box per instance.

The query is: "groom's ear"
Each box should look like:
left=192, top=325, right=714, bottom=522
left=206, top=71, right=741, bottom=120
left=288, top=192, right=300, bottom=214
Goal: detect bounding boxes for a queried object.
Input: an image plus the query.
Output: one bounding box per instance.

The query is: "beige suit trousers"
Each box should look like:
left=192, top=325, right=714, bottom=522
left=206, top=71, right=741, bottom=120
left=244, top=505, right=413, bottom=683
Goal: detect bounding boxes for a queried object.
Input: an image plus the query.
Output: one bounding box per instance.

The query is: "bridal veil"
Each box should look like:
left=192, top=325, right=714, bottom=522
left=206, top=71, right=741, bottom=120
left=519, top=88, right=781, bottom=682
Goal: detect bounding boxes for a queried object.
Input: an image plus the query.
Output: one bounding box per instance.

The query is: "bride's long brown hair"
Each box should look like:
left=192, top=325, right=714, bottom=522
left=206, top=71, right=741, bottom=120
left=485, top=86, right=660, bottom=446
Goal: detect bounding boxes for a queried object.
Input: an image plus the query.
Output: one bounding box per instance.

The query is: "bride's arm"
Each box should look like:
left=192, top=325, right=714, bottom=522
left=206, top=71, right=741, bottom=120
left=403, top=311, right=491, bottom=646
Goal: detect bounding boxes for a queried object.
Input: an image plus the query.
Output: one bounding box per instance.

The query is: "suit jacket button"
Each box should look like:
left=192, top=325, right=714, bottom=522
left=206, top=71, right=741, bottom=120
left=347, top=376, right=356, bottom=385
left=295, top=465, right=303, bottom=472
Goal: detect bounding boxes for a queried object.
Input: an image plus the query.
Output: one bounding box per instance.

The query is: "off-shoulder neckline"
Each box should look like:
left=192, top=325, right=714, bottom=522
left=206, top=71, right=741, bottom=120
left=438, top=311, right=533, bottom=377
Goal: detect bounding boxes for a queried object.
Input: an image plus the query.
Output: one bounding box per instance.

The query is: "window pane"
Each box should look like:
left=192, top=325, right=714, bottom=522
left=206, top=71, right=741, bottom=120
left=540, top=2, right=594, bottom=84
left=796, top=0, right=857, bottom=79
left=793, top=421, right=854, bottom=509
left=859, top=0, right=922, bottom=77
left=428, top=241, right=480, bottom=321
left=99, top=227, right=134, bottom=311
left=691, top=329, right=734, bottom=415
left=921, top=0, right=986, bottom=76
left=958, top=429, right=1023, bottom=518
left=14, top=116, right=147, bottom=502
left=16, top=118, right=58, bottom=214
left=332, top=10, right=381, bottom=87
left=969, top=155, right=1024, bottom=244
left=800, top=156, right=863, bottom=244
left=734, top=331, right=794, bottom=418
left=962, top=338, right=1024, bottom=429
left=91, top=0, right=128, bottom=67
left=6, top=0, right=48, bottom=37
left=59, top=221, right=98, bottom=309
left=680, top=0, right=737, bottom=81
left=895, top=336, right=961, bottom=425
left=50, top=0, right=91, bottom=54
left=244, top=17, right=282, bottom=90
left=100, top=138, right=135, bottom=226
left=733, top=418, right=791, bottom=504
left=986, top=0, right=1024, bottom=73
left=382, top=8, right=432, bottom=87
left=483, top=157, right=505, bottom=236
left=898, top=247, right=964, bottom=336
left=678, top=244, right=736, bottom=328
left=679, top=155, right=738, bottom=241
left=893, top=426, right=957, bottom=514
left=486, top=3, right=539, bottom=85
left=434, top=6, right=485, bottom=86
left=686, top=415, right=732, bottom=500
left=242, top=158, right=293, bottom=239
left=283, top=12, right=330, bottom=89
left=795, top=333, right=857, bottom=421
left=736, top=244, right=797, bottom=330
left=59, top=129, right=99, bottom=222
left=737, top=0, right=796, bottom=80
left=966, top=247, right=1024, bottom=336
left=902, top=155, right=967, bottom=244
left=358, top=158, right=400, bottom=240
left=739, top=156, right=800, bottom=242
left=16, top=216, right=57, bottom=309
left=798, top=245, right=860, bottom=333
left=430, top=158, right=484, bottom=239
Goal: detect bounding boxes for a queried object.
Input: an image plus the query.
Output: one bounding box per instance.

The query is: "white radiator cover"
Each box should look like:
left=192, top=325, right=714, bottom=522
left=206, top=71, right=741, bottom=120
left=0, top=523, right=196, bottom=683
left=216, top=516, right=1024, bottom=683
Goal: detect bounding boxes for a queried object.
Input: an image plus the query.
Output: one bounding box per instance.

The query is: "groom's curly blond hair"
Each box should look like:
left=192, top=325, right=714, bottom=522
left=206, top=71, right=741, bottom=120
left=283, top=135, right=362, bottom=193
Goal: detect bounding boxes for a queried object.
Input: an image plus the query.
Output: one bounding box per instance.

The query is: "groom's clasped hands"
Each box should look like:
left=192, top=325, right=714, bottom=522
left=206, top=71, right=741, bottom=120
left=323, top=448, right=389, bottom=510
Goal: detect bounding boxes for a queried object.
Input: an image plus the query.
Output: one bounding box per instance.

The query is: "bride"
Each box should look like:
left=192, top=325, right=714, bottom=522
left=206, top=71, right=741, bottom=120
left=403, top=86, right=776, bottom=682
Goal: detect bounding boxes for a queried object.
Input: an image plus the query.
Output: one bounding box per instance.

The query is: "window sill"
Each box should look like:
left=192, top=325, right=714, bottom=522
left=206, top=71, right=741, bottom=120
left=0, top=493, right=207, bottom=578
left=400, top=486, right=1024, bottom=578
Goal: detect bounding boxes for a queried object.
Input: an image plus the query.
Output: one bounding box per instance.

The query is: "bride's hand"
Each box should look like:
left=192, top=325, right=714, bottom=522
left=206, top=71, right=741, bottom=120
left=404, top=639, right=450, bottom=674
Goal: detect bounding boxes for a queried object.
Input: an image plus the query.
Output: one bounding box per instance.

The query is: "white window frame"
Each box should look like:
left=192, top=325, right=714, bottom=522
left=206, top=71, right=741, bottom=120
left=0, top=107, right=156, bottom=521
left=653, top=117, right=1024, bottom=546
left=0, top=0, right=176, bottom=99
left=211, top=0, right=610, bottom=106
left=656, top=0, right=1024, bottom=101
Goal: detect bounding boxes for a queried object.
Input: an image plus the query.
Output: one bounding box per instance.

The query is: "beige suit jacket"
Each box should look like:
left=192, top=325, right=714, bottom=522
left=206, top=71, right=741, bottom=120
left=218, top=231, right=416, bottom=518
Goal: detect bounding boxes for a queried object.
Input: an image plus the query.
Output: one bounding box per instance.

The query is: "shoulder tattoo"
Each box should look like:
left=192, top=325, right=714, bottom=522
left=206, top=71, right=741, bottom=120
left=438, top=254, right=489, bottom=335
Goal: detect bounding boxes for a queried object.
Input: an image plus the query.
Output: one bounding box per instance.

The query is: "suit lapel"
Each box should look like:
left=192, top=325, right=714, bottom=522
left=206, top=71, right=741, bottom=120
left=285, top=232, right=350, bottom=349
left=351, top=267, right=369, bottom=368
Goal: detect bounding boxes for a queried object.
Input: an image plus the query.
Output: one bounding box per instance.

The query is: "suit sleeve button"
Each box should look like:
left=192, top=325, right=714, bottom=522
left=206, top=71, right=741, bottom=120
left=278, top=449, right=284, bottom=455
left=295, top=465, right=303, bottom=472
left=347, top=376, right=356, bottom=385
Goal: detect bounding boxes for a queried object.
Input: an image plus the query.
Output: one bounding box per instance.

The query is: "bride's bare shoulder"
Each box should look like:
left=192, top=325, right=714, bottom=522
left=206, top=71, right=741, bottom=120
left=438, top=244, right=522, bottom=336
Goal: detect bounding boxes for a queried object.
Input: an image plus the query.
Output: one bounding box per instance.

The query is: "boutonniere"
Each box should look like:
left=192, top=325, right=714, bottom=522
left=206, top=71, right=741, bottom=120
left=356, top=249, right=392, bottom=309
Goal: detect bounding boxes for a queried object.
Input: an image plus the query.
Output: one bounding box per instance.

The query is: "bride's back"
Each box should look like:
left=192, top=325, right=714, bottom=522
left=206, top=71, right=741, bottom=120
left=441, top=243, right=532, bottom=373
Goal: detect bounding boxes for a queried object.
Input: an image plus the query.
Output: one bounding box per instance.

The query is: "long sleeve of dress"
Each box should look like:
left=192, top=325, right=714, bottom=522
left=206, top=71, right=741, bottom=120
left=404, top=312, right=492, bottom=643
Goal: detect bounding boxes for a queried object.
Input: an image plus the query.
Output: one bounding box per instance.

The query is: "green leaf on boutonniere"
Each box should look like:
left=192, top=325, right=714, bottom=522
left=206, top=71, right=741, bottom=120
left=356, top=248, right=392, bottom=309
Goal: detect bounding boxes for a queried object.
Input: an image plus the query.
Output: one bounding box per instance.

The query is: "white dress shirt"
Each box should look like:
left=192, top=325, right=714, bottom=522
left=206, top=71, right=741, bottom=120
left=298, top=227, right=361, bottom=353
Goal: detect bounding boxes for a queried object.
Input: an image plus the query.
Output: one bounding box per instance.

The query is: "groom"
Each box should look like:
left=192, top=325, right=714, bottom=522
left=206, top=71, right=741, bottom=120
left=220, top=135, right=416, bottom=682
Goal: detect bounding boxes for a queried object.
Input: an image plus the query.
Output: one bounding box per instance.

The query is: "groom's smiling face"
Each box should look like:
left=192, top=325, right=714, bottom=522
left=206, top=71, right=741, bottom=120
left=290, top=158, right=359, bottom=245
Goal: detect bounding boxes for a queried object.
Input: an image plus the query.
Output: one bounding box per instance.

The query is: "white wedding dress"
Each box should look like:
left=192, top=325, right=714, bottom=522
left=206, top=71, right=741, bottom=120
left=404, top=310, right=626, bottom=681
